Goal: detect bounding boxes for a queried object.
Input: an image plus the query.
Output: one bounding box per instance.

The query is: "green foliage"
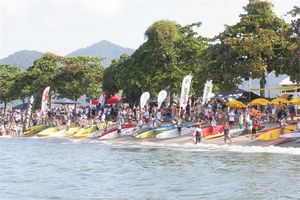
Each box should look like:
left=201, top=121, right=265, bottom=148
left=282, top=6, right=300, bottom=82
left=54, top=56, right=104, bottom=100
left=103, top=20, right=207, bottom=103
left=0, top=64, right=22, bottom=112
left=207, top=0, right=289, bottom=96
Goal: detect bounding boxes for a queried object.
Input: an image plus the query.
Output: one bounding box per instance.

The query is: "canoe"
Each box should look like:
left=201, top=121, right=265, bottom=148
left=23, top=125, right=48, bottom=136
left=135, top=130, right=156, bottom=139
left=37, top=127, right=59, bottom=137
left=74, top=125, right=97, bottom=138
left=64, top=127, right=81, bottom=137
left=257, top=125, right=296, bottom=141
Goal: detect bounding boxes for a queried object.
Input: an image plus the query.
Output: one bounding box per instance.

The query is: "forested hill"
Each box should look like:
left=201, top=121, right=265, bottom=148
left=0, top=50, right=44, bottom=69
left=67, top=40, right=135, bottom=67
left=0, top=40, right=135, bottom=68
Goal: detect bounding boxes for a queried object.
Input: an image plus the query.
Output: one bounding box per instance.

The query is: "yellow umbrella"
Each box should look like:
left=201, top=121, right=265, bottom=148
left=249, top=98, right=270, bottom=106
left=226, top=99, right=245, bottom=108
left=290, top=98, right=300, bottom=105
left=271, top=98, right=290, bottom=105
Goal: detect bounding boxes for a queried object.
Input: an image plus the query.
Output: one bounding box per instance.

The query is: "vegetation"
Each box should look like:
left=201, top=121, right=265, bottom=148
left=0, top=0, right=298, bottom=108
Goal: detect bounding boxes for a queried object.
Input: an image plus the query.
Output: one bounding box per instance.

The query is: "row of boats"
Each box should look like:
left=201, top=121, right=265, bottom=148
left=23, top=122, right=226, bottom=140
left=22, top=122, right=300, bottom=144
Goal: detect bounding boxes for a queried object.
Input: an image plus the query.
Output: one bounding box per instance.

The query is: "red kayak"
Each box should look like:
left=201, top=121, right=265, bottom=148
left=201, top=125, right=224, bottom=137
left=98, top=123, right=133, bottom=138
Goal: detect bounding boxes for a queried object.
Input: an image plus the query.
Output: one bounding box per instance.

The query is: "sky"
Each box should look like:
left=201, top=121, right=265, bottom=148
left=0, top=0, right=298, bottom=58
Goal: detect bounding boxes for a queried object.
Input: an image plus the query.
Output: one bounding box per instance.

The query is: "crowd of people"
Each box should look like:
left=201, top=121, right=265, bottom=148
left=0, top=98, right=298, bottom=144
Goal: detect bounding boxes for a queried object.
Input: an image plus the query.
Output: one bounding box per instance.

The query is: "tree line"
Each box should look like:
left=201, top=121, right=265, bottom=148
left=0, top=1, right=299, bottom=111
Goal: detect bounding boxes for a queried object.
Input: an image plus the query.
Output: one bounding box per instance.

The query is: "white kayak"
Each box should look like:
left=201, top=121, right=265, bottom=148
left=156, top=127, right=194, bottom=139
left=280, top=131, right=300, bottom=139
left=99, top=128, right=135, bottom=140
left=47, top=129, right=66, bottom=138
left=86, top=129, right=104, bottom=139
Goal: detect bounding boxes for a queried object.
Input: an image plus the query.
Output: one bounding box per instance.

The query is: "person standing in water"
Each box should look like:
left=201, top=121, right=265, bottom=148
left=194, top=125, right=203, bottom=144
left=177, top=117, right=182, bottom=136
left=224, top=122, right=232, bottom=144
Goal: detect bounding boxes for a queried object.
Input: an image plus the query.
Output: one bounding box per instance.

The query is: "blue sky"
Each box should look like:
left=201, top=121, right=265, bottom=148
left=0, top=0, right=298, bottom=58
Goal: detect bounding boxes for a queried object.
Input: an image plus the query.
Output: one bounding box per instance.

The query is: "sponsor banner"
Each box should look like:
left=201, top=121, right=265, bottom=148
left=140, top=92, right=150, bottom=109
left=202, top=80, right=213, bottom=105
left=180, top=75, right=193, bottom=108
left=23, top=95, right=34, bottom=131
left=41, top=86, right=50, bottom=115
left=157, top=90, right=167, bottom=109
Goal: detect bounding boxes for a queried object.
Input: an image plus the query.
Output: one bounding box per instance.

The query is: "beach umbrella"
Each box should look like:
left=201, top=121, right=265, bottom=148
left=249, top=98, right=270, bottom=106
left=290, top=98, right=300, bottom=105
left=226, top=99, right=245, bottom=108
left=271, top=98, right=290, bottom=105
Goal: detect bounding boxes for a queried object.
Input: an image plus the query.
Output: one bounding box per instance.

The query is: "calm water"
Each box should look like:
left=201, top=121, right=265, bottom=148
left=1, top=137, right=300, bottom=200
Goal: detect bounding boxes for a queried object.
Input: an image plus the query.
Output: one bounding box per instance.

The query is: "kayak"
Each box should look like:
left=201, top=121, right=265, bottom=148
left=98, top=123, right=133, bottom=139
left=204, top=133, right=224, bottom=139
left=280, top=131, right=300, bottom=139
left=257, top=125, right=296, bottom=141
left=135, top=130, right=156, bottom=139
left=201, top=125, right=224, bottom=137
left=23, top=125, right=48, bottom=136
left=48, top=129, right=66, bottom=138
left=37, top=127, right=59, bottom=137
left=64, top=127, right=81, bottom=137
left=74, top=125, right=97, bottom=138
left=99, top=121, right=113, bottom=129
left=156, top=127, right=194, bottom=139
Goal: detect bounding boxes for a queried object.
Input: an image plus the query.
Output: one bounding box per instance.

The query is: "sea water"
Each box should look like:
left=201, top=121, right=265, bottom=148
left=0, top=137, right=300, bottom=200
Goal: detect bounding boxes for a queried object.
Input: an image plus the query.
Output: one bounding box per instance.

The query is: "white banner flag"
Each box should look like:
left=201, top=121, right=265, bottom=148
left=41, top=86, right=50, bottom=114
left=180, top=75, right=193, bottom=109
left=157, top=90, right=167, bottom=109
left=202, top=80, right=213, bottom=105
left=140, top=92, right=150, bottom=109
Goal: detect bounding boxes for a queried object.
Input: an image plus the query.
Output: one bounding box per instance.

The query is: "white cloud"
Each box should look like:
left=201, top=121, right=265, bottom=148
left=79, top=0, right=121, bottom=17
left=0, top=0, right=31, bottom=19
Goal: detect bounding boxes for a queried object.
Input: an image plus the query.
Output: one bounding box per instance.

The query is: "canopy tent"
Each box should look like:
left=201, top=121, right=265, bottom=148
left=249, top=98, right=270, bottom=106
left=106, top=94, right=121, bottom=105
left=290, top=98, right=300, bottom=105
left=214, top=88, right=247, bottom=99
left=236, top=91, right=261, bottom=103
left=52, top=98, right=80, bottom=105
left=226, top=99, right=246, bottom=108
left=271, top=98, right=290, bottom=105
left=12, top=103, right=28, bottom=110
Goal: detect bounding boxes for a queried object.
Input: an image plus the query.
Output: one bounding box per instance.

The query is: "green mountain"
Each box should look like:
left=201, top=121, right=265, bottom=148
left=67, top=40, right=135, bottom=67
left=0, top=50, right=44, bottom=69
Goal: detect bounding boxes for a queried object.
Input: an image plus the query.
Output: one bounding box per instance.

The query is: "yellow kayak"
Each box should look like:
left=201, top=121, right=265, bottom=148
left=23, top=125, right=48, bottom=136
left=135, top=130, right=156, bottom=139
left=204, top=133, right=224, bottom=139
left=37, top=127, right=59, bottom=137
left=99, top=121, right=113, bottom=129
left=64, top=127, right=81, bottom=137
left=257, top=125, right=296, bottom=141
left=74, top=125, right=97, bottom=138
